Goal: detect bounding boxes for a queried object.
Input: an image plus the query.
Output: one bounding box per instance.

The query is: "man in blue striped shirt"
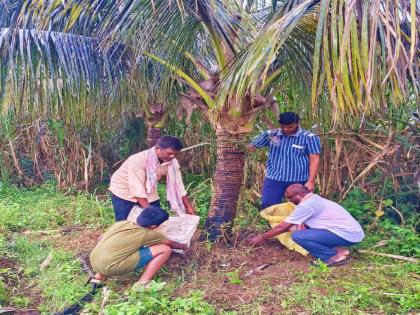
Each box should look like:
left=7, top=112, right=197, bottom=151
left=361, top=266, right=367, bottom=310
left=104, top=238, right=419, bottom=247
left=247, top=112, right=321, bottom=209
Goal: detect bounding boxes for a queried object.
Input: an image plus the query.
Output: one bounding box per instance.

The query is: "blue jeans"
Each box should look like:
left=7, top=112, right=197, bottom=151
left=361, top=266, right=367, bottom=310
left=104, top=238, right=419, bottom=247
left=111, top=193, right=161, bottom=221
left=291, top=229, right=358, bottom=262
left=261, top=178, right=306, bottom=209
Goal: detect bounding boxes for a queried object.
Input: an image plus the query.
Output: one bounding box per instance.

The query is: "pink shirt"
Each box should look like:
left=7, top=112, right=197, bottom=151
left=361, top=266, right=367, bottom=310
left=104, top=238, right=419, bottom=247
left=109, top=150, right=187, bottom=203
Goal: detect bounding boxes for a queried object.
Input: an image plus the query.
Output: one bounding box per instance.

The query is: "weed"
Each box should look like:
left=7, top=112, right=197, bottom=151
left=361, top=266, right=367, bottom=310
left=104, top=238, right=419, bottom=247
left=226, top=269, right=242, bottom=285
left=0, top=181, right=114, bottom=231
left=103, top=282, right=215, bottom=315
left=6, top=235, right=89, bottom=313
left=280, top=256, right=419, bottom=314
left=10, top=296, right=30, bottom=308
left=0, top=278, right=6, bottom=304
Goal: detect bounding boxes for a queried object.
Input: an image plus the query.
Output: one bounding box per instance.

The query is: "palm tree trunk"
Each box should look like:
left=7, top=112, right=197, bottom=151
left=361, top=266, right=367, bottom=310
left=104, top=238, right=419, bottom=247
left=147, top=127, right=161, bottom=148
left=204, top=130, right=246, bottom=241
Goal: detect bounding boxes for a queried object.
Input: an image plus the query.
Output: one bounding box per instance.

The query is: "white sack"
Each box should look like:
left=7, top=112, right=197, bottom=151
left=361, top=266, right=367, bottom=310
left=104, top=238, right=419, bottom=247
left=127, top=205, right=200, bottom=251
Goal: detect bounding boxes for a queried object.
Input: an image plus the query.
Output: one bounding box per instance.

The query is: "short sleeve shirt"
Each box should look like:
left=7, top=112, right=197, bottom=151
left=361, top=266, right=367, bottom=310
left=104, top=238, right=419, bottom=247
left=251, top=128, right=321, bottom=182
left=109, top=149, right=187, bottom=202
left=90, top=221, right=166, bottom=276
left=284, top=194, right=365, bottom=242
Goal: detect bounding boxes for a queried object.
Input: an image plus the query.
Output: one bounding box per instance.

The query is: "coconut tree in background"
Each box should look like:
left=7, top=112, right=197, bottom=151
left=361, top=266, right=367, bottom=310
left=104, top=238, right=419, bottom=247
left=4, top=0, right=419, bottom=240
left=0, top=1, right=181, bottom=147
left=130, top=62, right=183, bottom=147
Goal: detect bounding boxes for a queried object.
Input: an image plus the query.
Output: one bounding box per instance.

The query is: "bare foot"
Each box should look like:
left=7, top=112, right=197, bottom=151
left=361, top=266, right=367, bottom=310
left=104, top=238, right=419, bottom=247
left=335, top=247, right=350, bottom=256
left=329, top=253, right=347, bottom=263
left=94, top=273, right=107, bottom=282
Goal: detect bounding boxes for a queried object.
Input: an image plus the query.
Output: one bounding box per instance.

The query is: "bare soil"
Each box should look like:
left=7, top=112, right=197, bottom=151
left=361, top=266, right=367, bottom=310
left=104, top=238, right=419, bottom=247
left=11, top=228, right=315, bottom=314
left=0, top=256, right=43, bottom=315
left=169, top=237, right=311, bottom=314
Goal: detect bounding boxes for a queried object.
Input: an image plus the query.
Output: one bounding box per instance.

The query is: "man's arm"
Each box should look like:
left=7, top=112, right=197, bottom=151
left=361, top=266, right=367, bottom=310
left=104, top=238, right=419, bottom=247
left=248, top=221, right=294, bottom=246
left=246, top=144, right=257, bottom=153
left=161, top=239, right=188, bottom=251
left=305, top=154, right=320, bottom=191
left=136, top=198, right=150, bottom=208
left=182, top=195, right=195, bottom=215
left=248, top=131, right=270, bottom=152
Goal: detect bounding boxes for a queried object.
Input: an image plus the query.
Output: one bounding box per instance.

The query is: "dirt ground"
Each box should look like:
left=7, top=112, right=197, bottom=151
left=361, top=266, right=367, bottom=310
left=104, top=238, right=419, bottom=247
left=169, top=235, right=311, bottom=314
left=8, top=228, right=314, bottom=314
left=1, top=256, right=43, bottom=315
left=67, top=228, right=311, bottom=313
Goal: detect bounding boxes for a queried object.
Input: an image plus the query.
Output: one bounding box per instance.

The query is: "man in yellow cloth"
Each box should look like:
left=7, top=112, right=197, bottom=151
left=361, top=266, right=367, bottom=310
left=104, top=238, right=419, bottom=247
left=109, top=136, right=195, bottom=220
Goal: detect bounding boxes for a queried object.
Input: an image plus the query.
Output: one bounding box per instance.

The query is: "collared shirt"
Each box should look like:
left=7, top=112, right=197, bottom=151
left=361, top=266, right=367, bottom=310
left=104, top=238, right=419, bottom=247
left=251, top=127, right=321, bottom=182
left=109, top=150, right=187, bottom=203
left=284, top=194, right=365, bottom=242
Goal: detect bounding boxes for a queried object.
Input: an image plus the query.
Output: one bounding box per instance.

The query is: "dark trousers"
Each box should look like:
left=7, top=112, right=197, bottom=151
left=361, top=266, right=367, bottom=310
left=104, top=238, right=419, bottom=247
left=111, top=193, right=161, bottom=221
left=261, top=178, right=306, bottom=209
left=291, top=228, right=358, bottom=262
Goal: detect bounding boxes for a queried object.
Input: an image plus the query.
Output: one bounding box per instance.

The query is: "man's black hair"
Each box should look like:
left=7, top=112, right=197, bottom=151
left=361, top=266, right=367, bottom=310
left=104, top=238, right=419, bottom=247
left=156, top=136, right=183, bottom=151
left=278, top=112, right=300, bottom=125
left=137, top=206, right=169, bottom=227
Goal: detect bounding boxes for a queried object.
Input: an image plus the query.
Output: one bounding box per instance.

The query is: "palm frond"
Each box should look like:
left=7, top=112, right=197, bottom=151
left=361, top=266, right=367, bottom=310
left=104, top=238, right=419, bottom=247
left=311, top=0, right=419, bottom=121
left=217, top=0, right=319, bottom=113
left=0, top=27, right=131, bottom=124
left=96, top=0, right=250, bottom=70
left=1, top=28, right=128, bottom=84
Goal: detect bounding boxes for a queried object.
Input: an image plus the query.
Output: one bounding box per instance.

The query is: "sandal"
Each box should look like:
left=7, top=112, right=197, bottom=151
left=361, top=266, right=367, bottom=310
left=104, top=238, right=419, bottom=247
left=310, top=258, right=347, bottom=267
left=85, top=277, right=104, bottom=288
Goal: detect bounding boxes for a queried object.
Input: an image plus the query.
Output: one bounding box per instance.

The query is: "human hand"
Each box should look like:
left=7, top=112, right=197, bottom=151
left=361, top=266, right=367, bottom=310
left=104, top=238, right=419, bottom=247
left=297, top=223, right=306, bottom=230
left=247, top=234, right=266, bottom=247
left=304, top=180, right=315, bottom=192
left=246, top=144, right=257, bottom=153
left=186, top=206, right=196, bottom=215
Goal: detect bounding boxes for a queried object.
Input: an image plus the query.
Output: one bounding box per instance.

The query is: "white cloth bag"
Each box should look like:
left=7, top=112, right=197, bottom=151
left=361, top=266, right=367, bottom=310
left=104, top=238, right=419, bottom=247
left=127, top=205, right=200, bottom=251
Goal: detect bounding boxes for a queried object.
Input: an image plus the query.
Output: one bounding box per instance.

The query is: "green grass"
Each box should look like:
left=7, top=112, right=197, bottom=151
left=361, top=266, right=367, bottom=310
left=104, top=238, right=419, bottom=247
left=5, top=235, right=88, bottom=313
left=0, top=181, right=114, bottom=313
left=102, top=282, right=216, bottom=315
left=0, top=181, right=114, bottom=231
left=0, top=181, right=418, bottom=314
left=278, top=258, right=420, bottom=314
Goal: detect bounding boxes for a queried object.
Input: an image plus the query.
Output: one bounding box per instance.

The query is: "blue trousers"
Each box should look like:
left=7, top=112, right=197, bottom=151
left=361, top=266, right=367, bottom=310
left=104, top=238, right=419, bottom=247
left=261, top=178, right=306, bottom=209
left=111, top=193, right=161, bottom=221
left=291, top=228, right=358, bottom=261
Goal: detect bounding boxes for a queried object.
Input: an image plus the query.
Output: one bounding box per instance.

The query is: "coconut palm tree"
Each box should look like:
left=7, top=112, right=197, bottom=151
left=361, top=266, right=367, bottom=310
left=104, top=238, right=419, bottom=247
left=97, top=0, right=418, bottom=239
left=3, top=0, right=418, bottom=240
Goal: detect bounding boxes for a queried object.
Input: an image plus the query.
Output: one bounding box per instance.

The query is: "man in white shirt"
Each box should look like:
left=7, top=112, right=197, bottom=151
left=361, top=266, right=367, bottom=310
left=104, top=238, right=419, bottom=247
left=248, top=183, right=364, bottom=266
left=109, top=136, right=195, bottom=221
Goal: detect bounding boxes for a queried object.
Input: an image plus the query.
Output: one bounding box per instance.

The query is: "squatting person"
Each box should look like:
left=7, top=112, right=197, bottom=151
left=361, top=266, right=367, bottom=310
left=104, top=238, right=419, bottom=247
left=89, top=206, right=188, bottom=287
left=248, top=184, right=364, bottom=266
